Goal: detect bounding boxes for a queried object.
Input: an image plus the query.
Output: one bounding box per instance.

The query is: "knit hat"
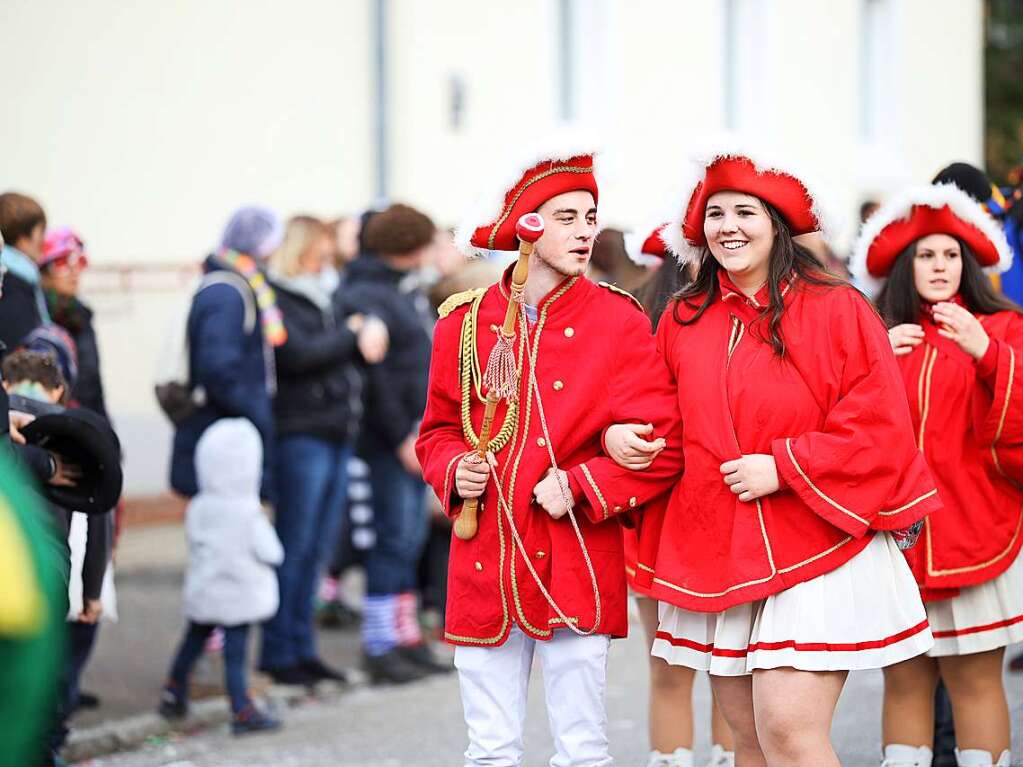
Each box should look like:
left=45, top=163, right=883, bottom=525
left=39, top=227, right=88, bottom=270
left=660, top=137, right=839, bottom=267
left=850, top=183, right=1013, bottom=295
left=455, top=130, right=600, bottom=256
left=22, top=324, right=78, bottom=389
left=220, top=206, right=283, bottom=260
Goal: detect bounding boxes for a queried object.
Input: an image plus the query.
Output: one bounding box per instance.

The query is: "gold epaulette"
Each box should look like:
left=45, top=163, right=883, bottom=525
left=438, top=288, right=486, bottom=319
left=597, top=281, right=644, bottom=312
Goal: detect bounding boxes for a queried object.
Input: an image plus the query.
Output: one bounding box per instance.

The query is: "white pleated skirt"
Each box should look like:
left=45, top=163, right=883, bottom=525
left=926, top=546, right=1023, bottom=656
left=652, top=533, right=934, bottom=676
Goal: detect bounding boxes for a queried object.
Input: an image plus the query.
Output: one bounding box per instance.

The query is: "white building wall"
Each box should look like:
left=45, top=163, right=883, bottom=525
left=0, top=0, right=985, bottom=495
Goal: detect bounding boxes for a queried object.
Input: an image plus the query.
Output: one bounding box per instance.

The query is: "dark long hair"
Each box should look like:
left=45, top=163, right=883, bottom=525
left=636, top=255, right=688, bottom=329
left=670, top=201, right=843, bottom=355
left=875, top=240, right=1022, bottom=328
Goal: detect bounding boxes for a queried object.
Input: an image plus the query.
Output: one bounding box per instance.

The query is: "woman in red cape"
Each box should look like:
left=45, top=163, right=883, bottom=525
left=606, top=143, right=941, bottom=767
left=853, top=184, right=1020, bottom=767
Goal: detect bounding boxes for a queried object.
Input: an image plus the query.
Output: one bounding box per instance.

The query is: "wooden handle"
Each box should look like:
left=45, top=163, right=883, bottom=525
left=453, top=237, right=535, bottom=541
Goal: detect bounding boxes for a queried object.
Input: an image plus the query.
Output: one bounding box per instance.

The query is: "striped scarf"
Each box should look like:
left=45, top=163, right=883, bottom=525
left=215, top=248, right=287, bottom=347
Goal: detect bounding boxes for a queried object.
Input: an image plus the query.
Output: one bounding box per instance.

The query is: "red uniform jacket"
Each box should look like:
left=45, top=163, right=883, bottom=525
left=416, top=271, right=684, bottom=647
left=638, top=273, right=942, bottom=613
left=897, top=303, right=1023, bottom=598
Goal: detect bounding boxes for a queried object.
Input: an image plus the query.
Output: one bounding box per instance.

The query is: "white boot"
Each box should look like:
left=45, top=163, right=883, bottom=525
left=707, top=743, right=735, bottom=767
left=646, top=748, right=694, bottom=767
left=955, top=748, right=1011, bottom=767
left=882, top=744, right=933, bottom=766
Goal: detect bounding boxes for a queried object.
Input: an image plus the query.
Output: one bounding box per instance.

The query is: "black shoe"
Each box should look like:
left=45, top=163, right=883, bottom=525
left=76, top=690, right=101, bottom=710
left=364, top=650, right=430, bottom=685
left=301, top=657, right=350, bottom=684
left=397, top=643, right=454, bottom=674
left=317, top=601, right=361, bottom=630
left=260, top=664, right=317, bottom=687
left=157, top=684, right=188, bottom=720
left=232, top=704, right=282, bottom=736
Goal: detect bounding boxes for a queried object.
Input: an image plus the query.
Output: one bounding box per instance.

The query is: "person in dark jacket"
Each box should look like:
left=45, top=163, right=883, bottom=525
left=0, top=192, right=50, bottom=352
left=170, top=205, right=284, bottom=505
left=345, top=203, right=449, bottom=683
left=39, top=228, right=107, bottom=417
left=260, top=215, right=389, bottom=685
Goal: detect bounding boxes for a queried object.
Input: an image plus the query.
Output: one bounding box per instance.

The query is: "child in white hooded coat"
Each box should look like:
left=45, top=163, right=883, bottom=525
left=158, top=418, right=284, bottom=734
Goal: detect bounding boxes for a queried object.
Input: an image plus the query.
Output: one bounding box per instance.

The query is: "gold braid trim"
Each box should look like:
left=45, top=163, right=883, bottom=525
left=459, top=291, right=521, bottom=453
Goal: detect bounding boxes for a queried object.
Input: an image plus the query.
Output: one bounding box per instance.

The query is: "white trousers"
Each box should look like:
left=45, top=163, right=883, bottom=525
left=454, top=625, right=614, bottom=767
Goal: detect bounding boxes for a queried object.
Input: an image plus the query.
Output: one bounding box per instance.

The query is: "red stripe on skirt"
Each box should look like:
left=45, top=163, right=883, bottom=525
left=654, top=618, right=931, bottom=657
left=932, top=612, right=1023, bottom=639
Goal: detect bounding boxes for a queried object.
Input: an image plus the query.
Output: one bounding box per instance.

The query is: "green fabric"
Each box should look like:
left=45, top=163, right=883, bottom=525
left=0, top=451, right=66, bottom=767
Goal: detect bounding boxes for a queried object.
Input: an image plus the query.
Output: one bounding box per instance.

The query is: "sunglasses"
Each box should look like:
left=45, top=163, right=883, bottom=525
left=47, top=251, right=89, bottom=273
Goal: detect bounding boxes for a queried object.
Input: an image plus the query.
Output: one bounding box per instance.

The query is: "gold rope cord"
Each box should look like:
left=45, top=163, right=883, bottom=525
left=459, top=294, right=521, bottom=452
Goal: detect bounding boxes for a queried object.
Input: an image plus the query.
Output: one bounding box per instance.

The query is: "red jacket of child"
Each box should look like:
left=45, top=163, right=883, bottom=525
left=637, top=272, right=942, bottom=613
left=897, top=302, right=1023, bottom=599
left=416, top=268, right=684, bottom=647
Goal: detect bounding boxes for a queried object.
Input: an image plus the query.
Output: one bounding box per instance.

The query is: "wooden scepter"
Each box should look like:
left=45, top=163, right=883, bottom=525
left=453, top=212, right=546, bottom=541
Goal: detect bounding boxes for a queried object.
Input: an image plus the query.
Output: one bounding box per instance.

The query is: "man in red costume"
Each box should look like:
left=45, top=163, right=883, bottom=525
left=415, top=137, right=683, bottom=766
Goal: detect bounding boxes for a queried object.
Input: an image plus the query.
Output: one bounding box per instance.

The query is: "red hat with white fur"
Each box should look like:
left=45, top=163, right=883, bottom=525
left=660, top=139, right=838, bottom=267
left=850, top=183, right=1012, bottom=296
left=456, top=132, right=599, bottom=256
left=624, top=223, right=669, bottom=266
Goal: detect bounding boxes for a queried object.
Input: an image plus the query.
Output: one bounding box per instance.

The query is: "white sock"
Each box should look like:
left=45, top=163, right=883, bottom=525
left=647, top=748, right=694, bottom=767
left=955, top=749, right=1011, bottom=767
left=882, top=744, right=933, bottom=766
left=707, top=743, right=735, bottom=767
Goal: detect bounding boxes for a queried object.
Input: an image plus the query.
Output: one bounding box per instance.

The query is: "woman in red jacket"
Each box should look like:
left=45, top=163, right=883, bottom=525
left=608, top=144, right=941, bottom=767
left=852, top=185, right=1020, bottom=767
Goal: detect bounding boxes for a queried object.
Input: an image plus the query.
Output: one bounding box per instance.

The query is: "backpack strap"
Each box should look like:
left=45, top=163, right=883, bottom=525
left=196, top=271, right=257, bottom=335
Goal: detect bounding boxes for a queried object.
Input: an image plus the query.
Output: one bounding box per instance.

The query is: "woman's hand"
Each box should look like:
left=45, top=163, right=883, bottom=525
left=604, top=423, right=666, bottom=471
left=933, top=302, right=990, bottom=360
left=720, top=454, right=780, bottom=503
left=888, top=324, right=924, bottom=356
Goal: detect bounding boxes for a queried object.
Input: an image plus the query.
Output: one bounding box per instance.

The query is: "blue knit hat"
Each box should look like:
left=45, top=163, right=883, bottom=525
left=219, top=205, right=283, bottom=260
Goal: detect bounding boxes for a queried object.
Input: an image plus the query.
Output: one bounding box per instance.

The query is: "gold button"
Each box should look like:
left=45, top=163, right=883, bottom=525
left=474, top=561, right=483, bottom=571
left=564, top=327, right=575, bottom=338
left=537, top=437, right=547, bottom=447
left=553, top=380, right=564, bottom=391
left=629, top=497, right=637, bottom=508
left=613, top=505, right=622, bottom=513
left=535, top=551, right=546, bottom=559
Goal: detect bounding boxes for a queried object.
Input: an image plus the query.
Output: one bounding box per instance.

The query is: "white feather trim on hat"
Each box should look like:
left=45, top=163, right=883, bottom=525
left=849, top=183, right=1013, bottom=298
left=624, top=222, right=668, bottom=267
left=659, top=135, right=844, bottom=267
left=454, top=127, right=602, bottom=258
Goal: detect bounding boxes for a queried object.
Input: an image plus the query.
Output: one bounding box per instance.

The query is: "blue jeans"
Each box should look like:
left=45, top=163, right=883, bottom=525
left=364, top=449, right=429, bottom=596
left=169, top=623, right=251, bottom=714
left=261, top=436, right=352, bottom=669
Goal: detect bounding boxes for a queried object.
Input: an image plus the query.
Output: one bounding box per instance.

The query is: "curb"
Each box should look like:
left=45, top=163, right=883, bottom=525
left=64, top=675, right=362, bottom=764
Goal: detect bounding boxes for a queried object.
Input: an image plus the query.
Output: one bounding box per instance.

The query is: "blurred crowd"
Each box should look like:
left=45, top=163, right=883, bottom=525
left=0, top=153, right=1022, bottom=766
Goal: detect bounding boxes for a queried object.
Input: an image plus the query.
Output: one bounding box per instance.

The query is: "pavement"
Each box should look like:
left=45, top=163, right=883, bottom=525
left=67, top=522, right=1023, bottom=766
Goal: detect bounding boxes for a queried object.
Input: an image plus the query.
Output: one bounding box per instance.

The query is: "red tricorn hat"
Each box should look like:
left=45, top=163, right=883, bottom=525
left=660, top=139, right=838, bottom=267
left=850, top=183, right=1013, bottom=296
left=456, top=132, right=599, bottom=256
left=624, top=223, right=669, bottom=266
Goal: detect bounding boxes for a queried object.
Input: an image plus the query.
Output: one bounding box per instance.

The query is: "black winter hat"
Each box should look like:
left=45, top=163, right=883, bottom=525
left=932, top=162, right=996, bottom=205
left=21, top=406, right=122, bottom=515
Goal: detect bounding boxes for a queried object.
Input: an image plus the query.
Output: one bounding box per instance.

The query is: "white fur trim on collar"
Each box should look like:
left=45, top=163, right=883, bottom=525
left=659, top=135, right=843, bottom=267
left=849, top=183, right=1013, bottom=298
left=454, top=127, right=601, bottom=258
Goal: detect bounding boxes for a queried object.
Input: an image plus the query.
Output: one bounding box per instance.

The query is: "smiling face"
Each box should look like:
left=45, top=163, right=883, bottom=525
left=913, top=233, right=962, bottom=303
left=703, top=191, right=775, bottom=285
left=533, top=191, right=597, bottom=278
